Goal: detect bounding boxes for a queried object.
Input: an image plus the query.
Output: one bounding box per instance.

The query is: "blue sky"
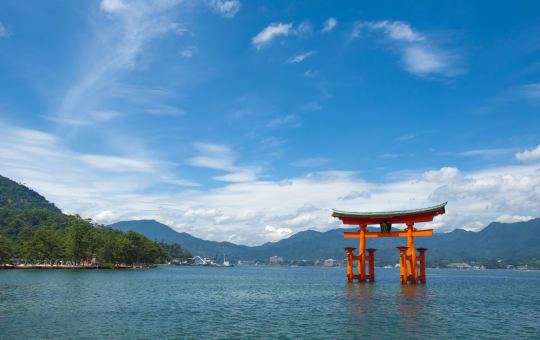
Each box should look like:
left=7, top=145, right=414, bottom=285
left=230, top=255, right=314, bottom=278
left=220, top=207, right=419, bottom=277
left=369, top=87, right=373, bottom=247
left=1, top=0, right=539, bottom=245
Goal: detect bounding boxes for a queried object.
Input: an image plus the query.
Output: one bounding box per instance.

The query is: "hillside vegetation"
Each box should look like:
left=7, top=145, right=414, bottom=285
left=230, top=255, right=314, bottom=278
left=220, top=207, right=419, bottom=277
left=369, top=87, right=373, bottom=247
left=0, top=175, right=190, bottom=266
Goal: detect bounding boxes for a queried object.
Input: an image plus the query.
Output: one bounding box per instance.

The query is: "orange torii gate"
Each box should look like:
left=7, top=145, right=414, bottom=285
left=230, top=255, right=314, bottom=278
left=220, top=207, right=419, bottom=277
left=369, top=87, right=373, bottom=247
left=332, top=203, right=446, bottom=284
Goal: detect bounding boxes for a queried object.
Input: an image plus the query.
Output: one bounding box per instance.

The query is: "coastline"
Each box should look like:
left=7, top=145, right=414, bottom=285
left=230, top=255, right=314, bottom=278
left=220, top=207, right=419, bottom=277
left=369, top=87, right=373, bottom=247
left=1, top=264, right=157, bottom=270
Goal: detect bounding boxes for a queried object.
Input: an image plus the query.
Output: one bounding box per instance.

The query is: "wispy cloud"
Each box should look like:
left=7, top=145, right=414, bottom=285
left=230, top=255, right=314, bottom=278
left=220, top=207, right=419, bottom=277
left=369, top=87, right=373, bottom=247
left=353, top=20, right=425, bottom=42
left=144, top=104, right=185, bottom=116
left=338, top=190, right=371, bottom=200
left=252, top=22, right=294, bottom=49
left=0, top=21, right=12, bottom=37
left=300, top=101, right=323, bottom=111
left=352, top=20, right=464, bottom=77
left=50, top=0, right=185, bottom=126
left=179, top=46, right=196, bottom=58
left=516, top=145, right=540, bottom=161
left=379, top=153, right=399, bottom=159
left=187, top=142, right=261, bottom=182
left=44, top=110, right=120, bottom=126
left=322, top=18, right=337, bottom=32
left=395, top=134, right=415, bottom=141
left=251, top=21, right=314, bottom=49
left=267, top=114, right=300, bottom=128
left=287, top=51, right=316, bottom=63
left=260, top=137, right=288, bottom=148
left=3, top=121, right=540, bottom=244
left=518, top=83, right=540, bottom=99
left=207, top=0, right=241, bottom=18
left=303, top=69, right=317, bottom=77
left=100, top=0, right=127, bottom=12
left=290, top=158, right=331, bottom=167
left=459, top=148, right=513, bottom=158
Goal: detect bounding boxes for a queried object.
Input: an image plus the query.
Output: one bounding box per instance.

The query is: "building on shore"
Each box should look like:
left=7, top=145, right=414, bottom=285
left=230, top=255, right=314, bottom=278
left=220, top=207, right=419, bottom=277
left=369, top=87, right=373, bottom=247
left=269, top=256, right=284, bottom=264
left=323, top=259, right=337, bottom=267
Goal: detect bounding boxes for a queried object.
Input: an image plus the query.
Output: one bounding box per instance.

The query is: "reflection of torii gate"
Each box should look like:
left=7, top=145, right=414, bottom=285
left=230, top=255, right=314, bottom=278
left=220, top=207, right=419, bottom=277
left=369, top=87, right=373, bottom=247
left=332, top=202, right=446, bottom=285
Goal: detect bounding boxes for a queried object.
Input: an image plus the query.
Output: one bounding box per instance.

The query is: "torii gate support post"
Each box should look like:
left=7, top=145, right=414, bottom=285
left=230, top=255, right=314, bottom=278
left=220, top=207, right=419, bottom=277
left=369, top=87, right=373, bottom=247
left=358, top=225, right=366, bottom=281
left=417, top=248, right=427, bottom=284
left=366, top=248, right=376, bottom=282
left=397, top=247, right=408, bottom=285
left=345, top=247, right=356, bottom=283
left=406, top=223, right=418, bottom=284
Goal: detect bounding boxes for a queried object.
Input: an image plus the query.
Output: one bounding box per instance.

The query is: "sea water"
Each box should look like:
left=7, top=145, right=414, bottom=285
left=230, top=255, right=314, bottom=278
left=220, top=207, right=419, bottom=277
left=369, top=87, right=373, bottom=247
left=1, top=266, right=539, bottom=339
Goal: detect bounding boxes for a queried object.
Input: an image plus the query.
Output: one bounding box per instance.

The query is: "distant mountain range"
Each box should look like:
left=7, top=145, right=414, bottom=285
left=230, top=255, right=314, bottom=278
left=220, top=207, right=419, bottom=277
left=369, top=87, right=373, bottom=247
left=2, top=172, right=538, bottom=265
left=109, top=218, right=540, bottom=263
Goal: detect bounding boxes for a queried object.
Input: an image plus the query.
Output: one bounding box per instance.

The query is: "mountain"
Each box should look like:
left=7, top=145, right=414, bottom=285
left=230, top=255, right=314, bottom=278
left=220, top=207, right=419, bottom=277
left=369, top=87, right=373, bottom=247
left=108, top=220, right=252, bottom=258
left=109, top=218, right=540, bottom=263
left=0, top=174, right=61, bottom=213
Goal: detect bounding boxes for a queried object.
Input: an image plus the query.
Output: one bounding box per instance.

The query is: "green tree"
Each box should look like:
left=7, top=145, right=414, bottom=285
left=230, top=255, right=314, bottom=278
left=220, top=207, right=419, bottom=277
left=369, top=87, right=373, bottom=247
left=0, top=235, right=14, bottom=264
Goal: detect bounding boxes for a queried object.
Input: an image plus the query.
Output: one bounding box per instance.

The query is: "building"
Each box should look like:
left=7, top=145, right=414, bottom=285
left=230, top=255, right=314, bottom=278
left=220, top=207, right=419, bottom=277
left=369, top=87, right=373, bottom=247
left=269, top=256, right=283, bottom=264
left=324, top=259, right=336, bottom=267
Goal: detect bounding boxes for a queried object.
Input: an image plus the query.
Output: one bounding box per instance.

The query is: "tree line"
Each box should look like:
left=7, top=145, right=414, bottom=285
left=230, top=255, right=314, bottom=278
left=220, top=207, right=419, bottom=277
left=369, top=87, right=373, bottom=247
left=0, top=208, right=192, bottom=266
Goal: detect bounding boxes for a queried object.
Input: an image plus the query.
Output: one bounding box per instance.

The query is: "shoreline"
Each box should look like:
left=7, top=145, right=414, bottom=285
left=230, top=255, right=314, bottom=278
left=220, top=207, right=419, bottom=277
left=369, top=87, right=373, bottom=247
left=1, top=264, right=157, bottom=270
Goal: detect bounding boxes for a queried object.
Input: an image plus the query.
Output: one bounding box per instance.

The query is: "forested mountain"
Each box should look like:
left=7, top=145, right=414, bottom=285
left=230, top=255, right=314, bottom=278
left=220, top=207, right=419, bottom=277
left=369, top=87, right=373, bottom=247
left=110, top=218, right=540, bottom=266
left=0, top=174, right=188, bottom=265
left=0, top=175, right=61, bottom=213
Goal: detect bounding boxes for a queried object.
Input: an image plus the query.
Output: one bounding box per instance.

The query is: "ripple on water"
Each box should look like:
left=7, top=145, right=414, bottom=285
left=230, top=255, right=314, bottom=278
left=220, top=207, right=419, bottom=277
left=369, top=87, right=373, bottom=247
left=1, top=267, right=539, bottom=339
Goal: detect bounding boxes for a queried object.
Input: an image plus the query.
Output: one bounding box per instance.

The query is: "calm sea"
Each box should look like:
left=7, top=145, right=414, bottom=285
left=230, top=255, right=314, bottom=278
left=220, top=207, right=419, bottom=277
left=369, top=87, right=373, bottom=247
left=1, top=266, right=539, bottom=339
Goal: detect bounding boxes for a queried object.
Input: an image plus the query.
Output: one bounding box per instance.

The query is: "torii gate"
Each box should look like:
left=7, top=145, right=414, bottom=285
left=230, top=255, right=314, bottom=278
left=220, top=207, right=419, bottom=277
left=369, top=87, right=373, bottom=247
left=332, top=202, right=446, bottom=285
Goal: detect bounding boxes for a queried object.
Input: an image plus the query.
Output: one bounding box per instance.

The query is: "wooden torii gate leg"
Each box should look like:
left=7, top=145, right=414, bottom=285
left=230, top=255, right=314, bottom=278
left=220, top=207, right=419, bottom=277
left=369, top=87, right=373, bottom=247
left=367, top=248, right=376, bottom=282
left=406, top=223, right=418, bottom=284
left=345, top=247, right=356, bottom=282
left=417, top=248, right=427, bottom=284
left=358, top=225, right=367, bottom=282
left=397, top=247, right=408, bottom=285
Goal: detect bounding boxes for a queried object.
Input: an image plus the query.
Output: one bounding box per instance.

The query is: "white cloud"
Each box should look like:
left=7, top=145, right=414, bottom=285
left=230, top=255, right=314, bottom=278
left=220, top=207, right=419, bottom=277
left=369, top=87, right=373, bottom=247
left=290, top=158, right=331, bottom=168
left=264, top=225, right=293, bottom=240
left=44, top=110, right=120, bottom=126
left=322, top=18, right=337, bottom=32
left=207, top=0, right=241, bottom=18
left=100, top=0, right=127, bottom=12
left=0, top=22, right=12, bottom=37
left=76, top=154, right=155, bottom=173
left=180, top=48, right=194, bottom=58
left=260, top=137, right=288, bottom=148
left=496, top=215, right=533, bottom=223
left=252, top=22, right=293, bottom=49
left=267, top=114, right=299, bottom=128
left=144, top=104, right=185, bottom=116
left=396, top=134, right=415, bottom=141
left=303, top=69, right=317, bottom=77
left=287, top=51, right=316, bottom=63
left=403, top=46, right=445, bottom=74
left=187, top=142, right=261, bottom=182
left=2, top=123, right=540, bottom=246
left=353, top=20, right=425, bottom=42
left=519, top=83, right=540, bottom=98
left=459, top=148, right=513, bottom=157
left=296, top=21, right=313, bottom=35
left=338, top=190, right=371, bottom=200
left=51, top=0, right=185, bottom=127
left=353, top=20, right=463, bottom=77
left=516, top=145, right=540, bottom=161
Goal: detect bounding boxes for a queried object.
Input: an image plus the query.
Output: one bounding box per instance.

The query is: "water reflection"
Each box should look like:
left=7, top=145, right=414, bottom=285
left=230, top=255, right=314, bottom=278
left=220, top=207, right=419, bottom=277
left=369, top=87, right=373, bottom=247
left=345, top=283, right=376, bottom=317
left=399, top=284, right=427, bottom=317
left=398, top=284, right=430, bottom=338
